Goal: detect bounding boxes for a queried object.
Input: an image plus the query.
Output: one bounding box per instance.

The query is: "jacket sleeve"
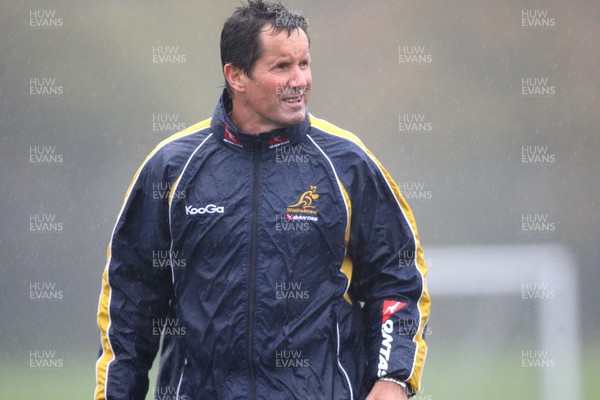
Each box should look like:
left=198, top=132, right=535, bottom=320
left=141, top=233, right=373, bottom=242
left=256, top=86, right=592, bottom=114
left=95, top=153, right=174, bottom=400
left=347, top=153, right=430, bottom=396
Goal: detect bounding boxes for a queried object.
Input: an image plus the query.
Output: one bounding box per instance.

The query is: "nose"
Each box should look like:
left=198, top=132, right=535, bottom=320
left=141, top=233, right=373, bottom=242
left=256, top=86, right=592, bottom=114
left=288, top=65, right=309, bottom=89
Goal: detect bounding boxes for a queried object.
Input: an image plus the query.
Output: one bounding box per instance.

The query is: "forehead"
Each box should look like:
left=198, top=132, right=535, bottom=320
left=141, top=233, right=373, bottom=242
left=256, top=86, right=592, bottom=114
left=257, top=27, right=310, bottom=60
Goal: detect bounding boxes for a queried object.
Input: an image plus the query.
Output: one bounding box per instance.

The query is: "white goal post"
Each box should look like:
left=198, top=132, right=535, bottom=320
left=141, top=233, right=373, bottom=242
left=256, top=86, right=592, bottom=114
left=426, top=244, right=580, bottom=400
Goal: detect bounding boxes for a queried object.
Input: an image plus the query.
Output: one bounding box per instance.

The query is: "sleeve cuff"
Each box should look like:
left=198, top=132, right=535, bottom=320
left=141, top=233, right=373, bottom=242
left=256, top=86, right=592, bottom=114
left=378, top=376, right=407, bottom=389
left=377, top=376, right=418, bottom=397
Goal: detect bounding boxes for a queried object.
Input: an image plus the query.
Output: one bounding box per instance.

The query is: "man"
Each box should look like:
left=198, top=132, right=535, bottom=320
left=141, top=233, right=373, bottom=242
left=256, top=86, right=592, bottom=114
left=95, top=1, right=430, bottom=399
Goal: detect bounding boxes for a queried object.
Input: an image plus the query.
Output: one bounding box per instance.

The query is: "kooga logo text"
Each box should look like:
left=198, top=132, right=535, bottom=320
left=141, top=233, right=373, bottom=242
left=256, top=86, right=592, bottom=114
left=185, top=204, right=224, bottom=215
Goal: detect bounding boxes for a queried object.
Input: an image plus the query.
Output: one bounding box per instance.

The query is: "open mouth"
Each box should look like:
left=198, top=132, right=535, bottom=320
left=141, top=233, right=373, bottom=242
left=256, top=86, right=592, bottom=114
left=283, top=96, right=303, bottom=104
left=281, top=87, right=309, bottom=104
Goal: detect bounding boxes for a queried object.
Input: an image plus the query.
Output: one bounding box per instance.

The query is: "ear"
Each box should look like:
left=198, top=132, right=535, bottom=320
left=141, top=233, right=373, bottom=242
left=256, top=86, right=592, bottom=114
left=224, top=64, right=248, bottom=94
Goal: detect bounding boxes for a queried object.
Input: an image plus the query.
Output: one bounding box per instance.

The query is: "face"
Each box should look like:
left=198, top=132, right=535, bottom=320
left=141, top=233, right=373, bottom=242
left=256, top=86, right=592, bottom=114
left=229, top=27, right=312, bottom=133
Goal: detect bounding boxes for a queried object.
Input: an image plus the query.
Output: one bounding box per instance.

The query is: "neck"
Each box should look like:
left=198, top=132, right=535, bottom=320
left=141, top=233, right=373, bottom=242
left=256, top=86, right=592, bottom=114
left=229, top=97, right=281, bottom=135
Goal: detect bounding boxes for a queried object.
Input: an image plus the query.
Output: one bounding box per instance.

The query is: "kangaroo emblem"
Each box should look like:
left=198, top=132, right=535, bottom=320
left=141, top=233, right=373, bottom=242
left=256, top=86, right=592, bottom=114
left=290, top=186, right=319, bottom=209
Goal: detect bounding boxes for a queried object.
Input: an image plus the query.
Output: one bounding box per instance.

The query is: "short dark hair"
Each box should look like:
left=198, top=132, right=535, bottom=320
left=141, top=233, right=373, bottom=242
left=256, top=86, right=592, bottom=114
left=220, top=0, right=310, bottom=94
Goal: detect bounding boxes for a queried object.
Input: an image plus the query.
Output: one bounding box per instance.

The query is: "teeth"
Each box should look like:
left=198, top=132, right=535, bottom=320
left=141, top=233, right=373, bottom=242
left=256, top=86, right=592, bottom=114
left=284, top=97, right=301, bottom=103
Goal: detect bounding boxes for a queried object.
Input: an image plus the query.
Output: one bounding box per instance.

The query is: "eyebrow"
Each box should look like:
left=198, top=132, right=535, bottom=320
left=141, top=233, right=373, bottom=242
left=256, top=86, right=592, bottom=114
left=268, top=53, right=311, bottom=65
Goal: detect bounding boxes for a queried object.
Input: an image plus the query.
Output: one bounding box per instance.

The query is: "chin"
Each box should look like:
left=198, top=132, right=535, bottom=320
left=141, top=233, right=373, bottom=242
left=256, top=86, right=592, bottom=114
left=279, top=111, right=306, bottom=127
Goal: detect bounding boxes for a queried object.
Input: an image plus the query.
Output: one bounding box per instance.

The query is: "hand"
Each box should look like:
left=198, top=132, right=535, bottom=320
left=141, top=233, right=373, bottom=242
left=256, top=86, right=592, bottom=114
left=366, top=380, right=409, bottom=400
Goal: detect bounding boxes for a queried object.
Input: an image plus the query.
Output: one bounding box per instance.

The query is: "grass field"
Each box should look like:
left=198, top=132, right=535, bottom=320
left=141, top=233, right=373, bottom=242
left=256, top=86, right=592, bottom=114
left=2, top=343, right=599, bottom=399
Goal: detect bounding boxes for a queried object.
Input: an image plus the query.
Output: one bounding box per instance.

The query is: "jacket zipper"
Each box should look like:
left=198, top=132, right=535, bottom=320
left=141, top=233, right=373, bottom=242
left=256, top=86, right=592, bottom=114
left=247, top=141, right=261, bottom=399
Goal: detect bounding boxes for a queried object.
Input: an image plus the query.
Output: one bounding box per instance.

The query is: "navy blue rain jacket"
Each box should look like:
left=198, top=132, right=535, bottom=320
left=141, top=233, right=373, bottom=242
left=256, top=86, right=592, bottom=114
left=95, top=91, right=430, bottom=400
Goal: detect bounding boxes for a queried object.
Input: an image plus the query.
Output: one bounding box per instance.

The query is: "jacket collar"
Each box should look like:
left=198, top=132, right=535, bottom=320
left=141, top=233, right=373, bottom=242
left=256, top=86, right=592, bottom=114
left=211, top=89, right=310, bottom=151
